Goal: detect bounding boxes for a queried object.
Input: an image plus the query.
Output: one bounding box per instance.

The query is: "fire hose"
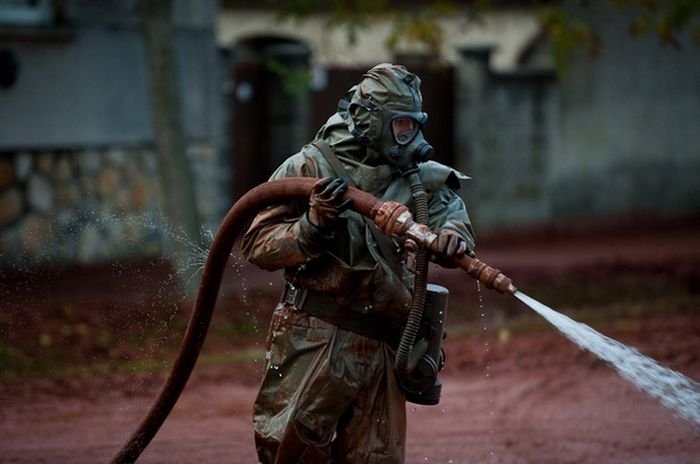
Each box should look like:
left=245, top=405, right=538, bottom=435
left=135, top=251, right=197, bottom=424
left=110, top=177, right=516, bottom=463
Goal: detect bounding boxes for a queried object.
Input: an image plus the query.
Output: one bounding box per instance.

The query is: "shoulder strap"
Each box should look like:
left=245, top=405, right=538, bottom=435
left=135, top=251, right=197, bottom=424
left=310, top=140, right=405, bottom=278
left=310, top=140, right=352, bottom=186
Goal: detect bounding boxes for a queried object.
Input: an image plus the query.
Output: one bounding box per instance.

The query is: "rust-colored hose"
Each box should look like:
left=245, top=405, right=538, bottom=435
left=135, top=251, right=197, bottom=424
left=110, top=177, right=514, bottom=463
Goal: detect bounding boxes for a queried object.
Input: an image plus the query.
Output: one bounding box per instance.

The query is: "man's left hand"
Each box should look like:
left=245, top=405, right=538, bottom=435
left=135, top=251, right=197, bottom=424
left=434, top=229, right=474, bottom=260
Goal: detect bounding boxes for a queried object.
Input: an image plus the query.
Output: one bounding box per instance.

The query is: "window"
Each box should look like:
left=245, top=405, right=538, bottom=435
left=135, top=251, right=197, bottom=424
left=0, top=0, right=54, bottom=26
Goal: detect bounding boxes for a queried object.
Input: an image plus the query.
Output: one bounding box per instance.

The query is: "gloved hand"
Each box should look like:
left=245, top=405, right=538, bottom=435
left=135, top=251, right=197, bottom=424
left=307, top=177, right=353, bottom=230
left=434, top=229, right=475, bottom=261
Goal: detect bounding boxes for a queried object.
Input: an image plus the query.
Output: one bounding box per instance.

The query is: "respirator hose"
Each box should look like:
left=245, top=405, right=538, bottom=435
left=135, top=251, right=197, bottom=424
left=394, top=167, right=429, bottom=375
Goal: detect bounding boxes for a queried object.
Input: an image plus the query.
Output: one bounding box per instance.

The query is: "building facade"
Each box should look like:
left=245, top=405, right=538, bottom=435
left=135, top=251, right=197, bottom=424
left=2, top=2, right=699, bottom=268
left=0, top=0, right=227, bottom=267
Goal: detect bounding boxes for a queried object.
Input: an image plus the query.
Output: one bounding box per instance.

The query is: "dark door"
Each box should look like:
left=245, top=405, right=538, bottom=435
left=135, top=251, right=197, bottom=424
left=231, top=62, right=267, bottom=201
left=230, top=40, right=311, bottom=200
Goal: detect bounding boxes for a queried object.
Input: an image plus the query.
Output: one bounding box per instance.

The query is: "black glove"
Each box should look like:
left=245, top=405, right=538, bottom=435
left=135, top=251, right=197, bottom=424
left=307, top=177, right=353, bottom=230
left=434, top=229, right=475, bottom=260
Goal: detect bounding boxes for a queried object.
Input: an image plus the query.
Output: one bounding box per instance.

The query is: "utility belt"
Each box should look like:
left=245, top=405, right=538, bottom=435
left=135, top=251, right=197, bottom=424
left=280, top=281, right=401, bottom=346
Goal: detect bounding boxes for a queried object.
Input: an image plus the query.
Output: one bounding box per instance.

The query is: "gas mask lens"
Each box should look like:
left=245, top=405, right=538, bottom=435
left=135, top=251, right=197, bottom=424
left=392, top=117, right=420, bottom=145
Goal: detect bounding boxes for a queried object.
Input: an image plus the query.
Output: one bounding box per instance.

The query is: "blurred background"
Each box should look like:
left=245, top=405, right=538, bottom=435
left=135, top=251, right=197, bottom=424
left=2, top=1, right=699, bottom=265
left=0, top=2, right=699, bottom=460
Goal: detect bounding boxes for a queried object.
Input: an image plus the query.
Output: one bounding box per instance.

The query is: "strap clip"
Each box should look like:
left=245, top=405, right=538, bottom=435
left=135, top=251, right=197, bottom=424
left=282, top=282, right=308, bottom=310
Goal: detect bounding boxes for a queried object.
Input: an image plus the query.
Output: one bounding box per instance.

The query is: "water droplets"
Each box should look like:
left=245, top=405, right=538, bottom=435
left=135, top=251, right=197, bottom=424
left=153, top=219, right=214, bottom=286
left=477, top=282, right=492, bottom=380
left=477, top=281, right=497, bottom=456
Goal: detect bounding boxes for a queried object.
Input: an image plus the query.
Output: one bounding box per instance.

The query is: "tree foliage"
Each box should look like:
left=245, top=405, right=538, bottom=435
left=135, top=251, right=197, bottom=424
left=541, top=0, right=700, bottom=70
left=268, top=0, right=700, bottom=71
left=616, top=0, right=700, bottom=47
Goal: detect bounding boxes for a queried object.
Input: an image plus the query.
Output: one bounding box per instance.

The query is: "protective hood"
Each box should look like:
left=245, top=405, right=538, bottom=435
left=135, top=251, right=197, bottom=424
left=340, top=63, right=434, bottom=169
left=313, top=112, right=396, bottom=195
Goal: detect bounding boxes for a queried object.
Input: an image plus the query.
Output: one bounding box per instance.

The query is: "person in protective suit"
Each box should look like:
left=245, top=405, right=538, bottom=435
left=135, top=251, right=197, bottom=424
left=241, top=63, right=475, bottom=463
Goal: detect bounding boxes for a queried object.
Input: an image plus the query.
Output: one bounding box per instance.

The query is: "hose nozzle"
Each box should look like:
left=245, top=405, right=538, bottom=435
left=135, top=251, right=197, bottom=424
left=461, top=256, right=517, bottom=294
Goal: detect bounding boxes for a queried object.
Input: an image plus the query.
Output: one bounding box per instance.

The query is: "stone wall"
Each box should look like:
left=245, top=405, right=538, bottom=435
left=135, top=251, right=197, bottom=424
left=0, top=147, right=165, bottom=267
left=0, top=143, right=231, bottom=269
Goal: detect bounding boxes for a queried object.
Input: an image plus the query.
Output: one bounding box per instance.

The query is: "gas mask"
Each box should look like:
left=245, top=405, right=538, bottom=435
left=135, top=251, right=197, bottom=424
left=340, top=64, right=435, bottom=169
left=374, top=104, right=434, bottom=168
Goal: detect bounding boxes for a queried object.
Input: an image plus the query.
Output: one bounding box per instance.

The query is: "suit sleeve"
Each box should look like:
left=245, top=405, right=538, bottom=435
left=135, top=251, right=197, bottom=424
left=240, top=153, right=327, bottom=271
left=427, top=185, right=476, bottom=251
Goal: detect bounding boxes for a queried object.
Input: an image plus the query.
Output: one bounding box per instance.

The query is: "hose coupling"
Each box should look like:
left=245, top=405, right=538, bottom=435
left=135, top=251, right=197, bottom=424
left=373, top=201, right=438, bottom=249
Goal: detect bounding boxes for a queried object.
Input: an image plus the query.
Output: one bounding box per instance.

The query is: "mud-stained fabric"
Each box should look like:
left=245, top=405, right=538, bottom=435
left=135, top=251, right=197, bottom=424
left=254, top=304, right=405, bottom=464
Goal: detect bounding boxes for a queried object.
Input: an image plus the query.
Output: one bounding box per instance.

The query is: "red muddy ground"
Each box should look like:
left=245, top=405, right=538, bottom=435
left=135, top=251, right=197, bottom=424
left=1, top=214, right=699, bottom=463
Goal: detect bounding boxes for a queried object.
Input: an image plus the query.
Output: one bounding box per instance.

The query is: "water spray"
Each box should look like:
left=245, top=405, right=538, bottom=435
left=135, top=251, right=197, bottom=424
left=514, top=291, right=700, bottom=427
left=110, top=177, right=697, bottom=463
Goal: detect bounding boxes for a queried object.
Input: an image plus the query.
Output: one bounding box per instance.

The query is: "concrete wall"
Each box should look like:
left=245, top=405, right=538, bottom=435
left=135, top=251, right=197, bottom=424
left=0, top=28, right=153, bottom=148
left=0, top=0, right=228, bottom=267
left=0, top=0, right=221, bottom=149
left=455, top=6, right=700, bottom=229
left=455, top=47, right=557, bottom=229
left=549, top=5, right=700, bottom=220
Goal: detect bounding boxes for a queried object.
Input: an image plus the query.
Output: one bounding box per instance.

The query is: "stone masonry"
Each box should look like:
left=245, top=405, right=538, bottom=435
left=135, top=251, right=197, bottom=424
left=0, top=147, right=166, bottom=268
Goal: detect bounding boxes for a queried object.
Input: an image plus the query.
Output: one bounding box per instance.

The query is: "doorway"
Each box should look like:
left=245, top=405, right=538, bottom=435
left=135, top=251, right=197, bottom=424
left=230, top=37, right=311, bottom=200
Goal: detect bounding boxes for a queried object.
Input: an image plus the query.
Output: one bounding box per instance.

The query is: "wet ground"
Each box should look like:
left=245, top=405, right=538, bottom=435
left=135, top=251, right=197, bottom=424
left=1, top=214, right=699, bottom=463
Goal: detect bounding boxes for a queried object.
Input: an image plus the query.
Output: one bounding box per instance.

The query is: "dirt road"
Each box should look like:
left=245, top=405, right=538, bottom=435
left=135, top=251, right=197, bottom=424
left=2, top=312, right=699, bottom=464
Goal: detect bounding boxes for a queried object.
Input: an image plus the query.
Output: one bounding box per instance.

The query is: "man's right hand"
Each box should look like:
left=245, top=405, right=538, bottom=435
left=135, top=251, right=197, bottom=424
left=307, top=177, right=353, bottom=230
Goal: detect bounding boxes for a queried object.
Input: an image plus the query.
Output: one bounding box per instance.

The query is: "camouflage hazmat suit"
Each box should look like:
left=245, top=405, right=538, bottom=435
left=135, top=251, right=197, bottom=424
left=241, top=64, right=475, bottom=463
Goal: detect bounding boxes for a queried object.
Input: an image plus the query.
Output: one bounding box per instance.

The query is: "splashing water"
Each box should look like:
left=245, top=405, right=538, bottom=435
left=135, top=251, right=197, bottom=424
left=514, top=291, right=700, bottom=427
left=161, top=223, right=213, bottom=285
left=107, top=213, right=214, bottom=284
left=96, top=211, right=219, bottom=294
